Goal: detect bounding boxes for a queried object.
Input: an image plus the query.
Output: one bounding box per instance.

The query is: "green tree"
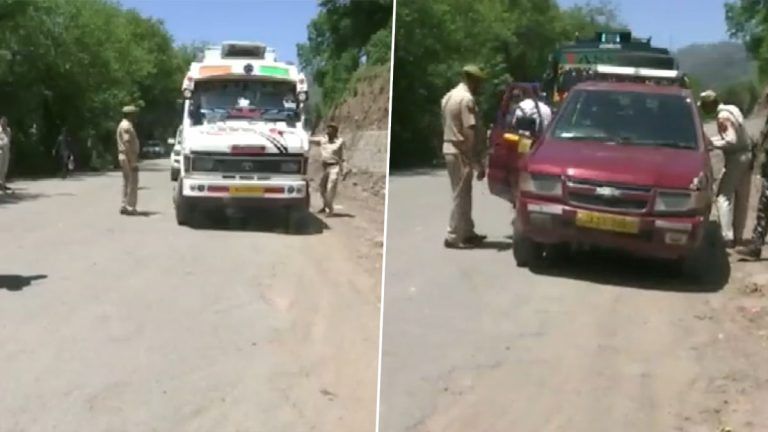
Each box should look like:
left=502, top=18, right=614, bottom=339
left=0, top=0, right=189, bottom=175
left=297, top=0, right=393, bottom=117
left=390, top=0, right=624, bottom=167
left=725, top=0, right=768, bottom=80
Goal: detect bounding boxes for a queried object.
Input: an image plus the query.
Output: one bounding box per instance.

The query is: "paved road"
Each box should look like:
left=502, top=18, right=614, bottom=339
left=0, top=159, right=381, bottom=432
left=379, top=115, right=768, bottom=432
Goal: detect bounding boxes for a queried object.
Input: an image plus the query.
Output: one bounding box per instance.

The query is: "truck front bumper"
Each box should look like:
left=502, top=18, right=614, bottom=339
left=179, top=177, right=309, bottom=209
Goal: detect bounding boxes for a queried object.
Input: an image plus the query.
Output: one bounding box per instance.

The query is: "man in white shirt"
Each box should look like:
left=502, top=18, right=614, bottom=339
left=507, top=89, right=552, bottom=135
left=700, top=90, right=753, bottom=246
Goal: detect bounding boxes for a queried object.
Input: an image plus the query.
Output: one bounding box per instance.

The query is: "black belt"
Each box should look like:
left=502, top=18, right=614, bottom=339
left=322, top=161, right=340, bottom=167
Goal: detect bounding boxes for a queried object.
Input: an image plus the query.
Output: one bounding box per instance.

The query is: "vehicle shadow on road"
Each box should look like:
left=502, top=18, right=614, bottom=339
left=191, top=211, right=329, bottom=236
left=0, top=274, right=48, bottom=292
left=529, top=222, right=730, bottom=293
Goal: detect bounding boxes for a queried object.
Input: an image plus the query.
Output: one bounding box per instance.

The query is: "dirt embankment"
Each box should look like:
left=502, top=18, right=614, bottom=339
left=310, top=64, right=390, bottom=199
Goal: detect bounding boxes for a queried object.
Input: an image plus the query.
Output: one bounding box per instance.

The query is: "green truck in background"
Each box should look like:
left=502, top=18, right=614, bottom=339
left=543, top=31, right=682, bottom=107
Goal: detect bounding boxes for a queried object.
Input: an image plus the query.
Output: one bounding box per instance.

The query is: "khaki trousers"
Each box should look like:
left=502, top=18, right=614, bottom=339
left=716, top=151, right=752, bottom=242
left=120, top=157, right=139, bottom=209
left=319, top=163, right=340, bottom=210
left=445, top=153, right=475, bottom=241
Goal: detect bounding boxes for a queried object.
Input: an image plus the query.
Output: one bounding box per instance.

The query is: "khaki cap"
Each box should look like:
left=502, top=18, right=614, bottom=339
left=462, top=64, right=486, bottom=80
left=122, top=105, right=139, bottom=114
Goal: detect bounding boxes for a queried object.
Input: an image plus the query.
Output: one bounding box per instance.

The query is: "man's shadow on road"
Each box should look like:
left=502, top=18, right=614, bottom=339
left=0, top=275, right=48, bottom=292
left=476, top=240, right=514, bottom=251
left=324, top=212, right=355, bottom=219
left=124, top=210, right=160, bottom=217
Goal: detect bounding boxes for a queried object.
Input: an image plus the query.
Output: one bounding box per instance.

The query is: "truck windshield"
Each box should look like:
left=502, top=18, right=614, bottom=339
left=550, top=89, right=699, bottom=150
left=190, top=79, right=297, bottom=123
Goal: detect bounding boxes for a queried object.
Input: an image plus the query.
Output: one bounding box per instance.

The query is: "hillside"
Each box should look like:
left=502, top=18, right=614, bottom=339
left=309, top=65, right=390, bottom=199
left=676, top=41, right=758, bottom=89
left=321, top=64, right=390, bottom=133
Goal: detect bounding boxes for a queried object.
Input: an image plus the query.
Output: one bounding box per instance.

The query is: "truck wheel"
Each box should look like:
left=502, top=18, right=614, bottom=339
left=513, top=234, right=544, bottom=268
left=175, top=180, right=194, bottom=226
left=170, top=168, right=179, bottom=181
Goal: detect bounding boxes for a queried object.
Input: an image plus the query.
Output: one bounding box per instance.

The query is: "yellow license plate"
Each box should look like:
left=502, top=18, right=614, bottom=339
left=575, top=210, right=640, bottom=234
left=229, top=186, right=264, bottom=196
left=518, top=137, right=532, bottom=154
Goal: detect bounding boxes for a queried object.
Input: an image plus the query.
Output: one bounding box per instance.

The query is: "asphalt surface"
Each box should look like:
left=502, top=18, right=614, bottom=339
left=0, top=159, right=381, bottom=432
left=379, top=115, right=768, bottom=432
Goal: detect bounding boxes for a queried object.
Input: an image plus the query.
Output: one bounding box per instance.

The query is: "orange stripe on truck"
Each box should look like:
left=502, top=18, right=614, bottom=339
left=199, top=65, right=233, bottom=77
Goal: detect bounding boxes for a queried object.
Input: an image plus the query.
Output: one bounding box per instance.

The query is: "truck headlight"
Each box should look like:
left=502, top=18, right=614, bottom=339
left=654, top=189, right=707, bottom=212
left=519, top=172, right=562, bottom=197
left=280, top=161, right=301, bottom=173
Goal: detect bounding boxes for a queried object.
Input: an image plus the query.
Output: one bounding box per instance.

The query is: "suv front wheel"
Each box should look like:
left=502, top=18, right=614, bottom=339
left=512, top=228, right=544, bottom=268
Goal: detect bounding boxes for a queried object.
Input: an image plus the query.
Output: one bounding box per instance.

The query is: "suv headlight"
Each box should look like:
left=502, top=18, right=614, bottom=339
left=654, top=189, right=707, bottom=212
left=519, top=172, right=562, bottom=197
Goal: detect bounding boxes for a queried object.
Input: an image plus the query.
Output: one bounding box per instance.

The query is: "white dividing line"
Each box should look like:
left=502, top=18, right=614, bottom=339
left=375, top=2, right=397, bottom=431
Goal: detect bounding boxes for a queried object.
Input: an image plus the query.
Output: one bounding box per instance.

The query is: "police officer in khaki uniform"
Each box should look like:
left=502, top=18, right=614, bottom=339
left=116, top=105, right=141, bottom=215
left=310, top=123, right=345, bottom=216
left=441, top=65, right=488, bottom=249
left=700, top=90, right=753, bottom=247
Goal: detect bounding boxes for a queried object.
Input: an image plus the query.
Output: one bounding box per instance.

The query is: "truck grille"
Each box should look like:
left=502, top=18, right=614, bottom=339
left=189, top=153, right=305, bottom=175
left=565, top=178, right=651, bottom=213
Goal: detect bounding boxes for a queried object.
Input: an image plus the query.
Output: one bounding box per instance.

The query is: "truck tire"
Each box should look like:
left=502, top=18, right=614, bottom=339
left=175, top=179, right=194, bottom=226
left=170, top=168, right=179, bottom=181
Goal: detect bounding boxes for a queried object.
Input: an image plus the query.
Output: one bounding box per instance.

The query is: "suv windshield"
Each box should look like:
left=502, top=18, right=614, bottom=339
left=550, top=89, right=699, bottom=149
left=190, top=79, right=298, bottom=124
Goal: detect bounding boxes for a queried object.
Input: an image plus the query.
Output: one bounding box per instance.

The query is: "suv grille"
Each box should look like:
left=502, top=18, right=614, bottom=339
left=565, top=178, right=651, bottom=213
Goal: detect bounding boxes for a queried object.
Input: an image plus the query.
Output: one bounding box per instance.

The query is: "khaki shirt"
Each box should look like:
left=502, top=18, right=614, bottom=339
left=116, top=119, right=139, bottom=164
left=319, top=135, right=344, bottom=165
left=441, top=82, right=485, bottom=158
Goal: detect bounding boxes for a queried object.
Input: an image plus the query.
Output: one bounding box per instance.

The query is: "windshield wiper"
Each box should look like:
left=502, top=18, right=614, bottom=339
left=558, top=134, right=611, bottom=141
left=633, top=140, right=693, bottom=149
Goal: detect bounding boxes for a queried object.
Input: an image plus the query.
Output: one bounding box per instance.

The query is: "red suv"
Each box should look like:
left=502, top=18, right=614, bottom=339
left=489, top=81, right=714, bottom=268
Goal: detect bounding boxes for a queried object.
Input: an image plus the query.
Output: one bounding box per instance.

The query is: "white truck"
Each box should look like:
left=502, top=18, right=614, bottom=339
left=174, top=41, right=311, bottom=230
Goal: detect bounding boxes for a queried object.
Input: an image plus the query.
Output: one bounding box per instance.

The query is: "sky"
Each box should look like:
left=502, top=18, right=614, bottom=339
left=119, top=0, right=732, bottom=63
left=118, top=0, right=320, bottom=64
left=557, top=0, right=732, bottom=50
